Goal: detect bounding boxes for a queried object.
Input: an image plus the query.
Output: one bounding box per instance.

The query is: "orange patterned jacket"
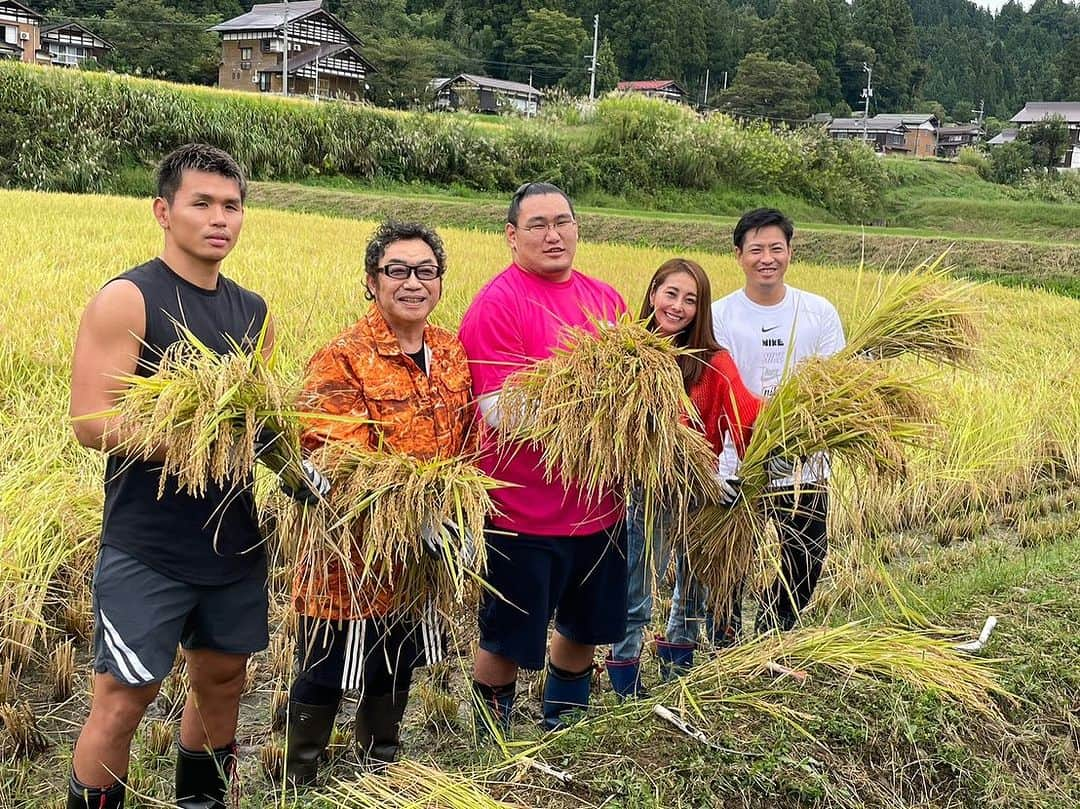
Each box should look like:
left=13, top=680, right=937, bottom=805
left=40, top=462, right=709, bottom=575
left=292, top=305, right=475, bottom=621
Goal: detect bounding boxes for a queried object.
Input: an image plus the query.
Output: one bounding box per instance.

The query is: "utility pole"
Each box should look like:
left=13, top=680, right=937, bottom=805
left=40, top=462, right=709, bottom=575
left=588, top=14, right=599, bottom=100
left=702, top=67, right=710, bottom=109
left=281, top=0, right=289, bottom=97
left=861, top=62, right=873, bottom=143
left=527, top=70, right=534, bottom=118
left=314, top=51, right=319, bottom=101
left=722, top=70, right=728, bottom=91
left=974, top=98, right=985, bottom=128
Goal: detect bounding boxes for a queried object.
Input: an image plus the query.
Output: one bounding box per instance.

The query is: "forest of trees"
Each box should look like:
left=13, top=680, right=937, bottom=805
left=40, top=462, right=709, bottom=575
left=39, top=0, right=1080, bottom=120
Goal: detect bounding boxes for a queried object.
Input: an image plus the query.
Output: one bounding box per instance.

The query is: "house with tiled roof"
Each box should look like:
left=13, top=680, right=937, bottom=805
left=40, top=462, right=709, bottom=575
left=432, top=74, right=541, bottom=115
left=0, top=0, right=51, bottom=64
left=210, top=1, right=375, bottom=100
left=616, top=79, right=688, bottom=104
left=1007, top=102, right=1080, bottom=169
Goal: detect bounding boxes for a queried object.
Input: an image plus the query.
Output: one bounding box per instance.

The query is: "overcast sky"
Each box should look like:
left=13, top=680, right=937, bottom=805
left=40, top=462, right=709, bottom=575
left=972, top=0, right=1035, bottom=11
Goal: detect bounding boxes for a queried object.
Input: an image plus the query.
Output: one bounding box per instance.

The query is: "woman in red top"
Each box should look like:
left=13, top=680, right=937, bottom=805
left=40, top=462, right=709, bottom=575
left=606, top=258, right=760, bottom=698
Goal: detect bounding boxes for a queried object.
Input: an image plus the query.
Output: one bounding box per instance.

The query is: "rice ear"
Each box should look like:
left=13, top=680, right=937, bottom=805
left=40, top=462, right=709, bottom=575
left=279, top=445, right=502, bottom=619
left=497, top=313, right=721, bottom=516
left=844, top=254, right=981, bottom=366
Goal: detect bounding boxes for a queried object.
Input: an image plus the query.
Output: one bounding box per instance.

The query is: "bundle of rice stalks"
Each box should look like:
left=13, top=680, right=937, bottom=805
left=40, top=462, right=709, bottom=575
left=677, top=622, right=1008, bottom=718
left=0, top=702, right=48, bottom=759
left=497, top=314, right=722, bottom=514
left=686, top=355, right=935, bottom=610
left=101, top=322, right=304, bottom=498
left=283, top=445, right=500, bottom=618
left=323, top=760, right=522, bottom=808
left=49, top=639, right=76, bottom=701
left=845, top=256, right=980, bottom=366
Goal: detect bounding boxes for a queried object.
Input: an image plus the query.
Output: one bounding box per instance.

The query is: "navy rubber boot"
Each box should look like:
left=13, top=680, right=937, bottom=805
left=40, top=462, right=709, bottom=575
left=605, top=655, right=646, bottom=699
left=655, top=637, right=695, bottom=681
left=541, top=663, right=592, bottom=731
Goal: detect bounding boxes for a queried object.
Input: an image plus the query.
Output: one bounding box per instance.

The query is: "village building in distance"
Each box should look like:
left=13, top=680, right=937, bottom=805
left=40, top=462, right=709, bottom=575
left=211, top=0, right=375, bottom=100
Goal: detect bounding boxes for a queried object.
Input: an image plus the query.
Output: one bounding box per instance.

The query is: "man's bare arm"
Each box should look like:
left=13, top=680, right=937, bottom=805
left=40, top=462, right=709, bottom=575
left=69, top=280, right=152, bottom=455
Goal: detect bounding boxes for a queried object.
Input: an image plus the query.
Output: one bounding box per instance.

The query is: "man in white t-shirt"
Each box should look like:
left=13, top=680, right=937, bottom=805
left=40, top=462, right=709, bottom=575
left=712, top=207, right=845, bottom=635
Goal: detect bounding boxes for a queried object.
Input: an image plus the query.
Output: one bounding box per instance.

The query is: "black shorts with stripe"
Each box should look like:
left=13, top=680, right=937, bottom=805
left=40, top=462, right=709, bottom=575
left=294, top=602, right=445, bottom=698
left=91, top=546, right=269, bottom=687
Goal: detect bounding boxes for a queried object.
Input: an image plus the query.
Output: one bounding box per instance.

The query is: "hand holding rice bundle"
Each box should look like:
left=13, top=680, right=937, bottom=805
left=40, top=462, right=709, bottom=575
left=285, top=444, right=499, bottom=619
left=496, top=313, right=723, bottom=517
left=102, top=321, right=305, bottom=498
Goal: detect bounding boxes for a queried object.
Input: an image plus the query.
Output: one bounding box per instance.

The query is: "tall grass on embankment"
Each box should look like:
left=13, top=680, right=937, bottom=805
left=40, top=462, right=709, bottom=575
left=0, top=61, right=886, bottom=221
left=244, top=182, right=1080, bottom=298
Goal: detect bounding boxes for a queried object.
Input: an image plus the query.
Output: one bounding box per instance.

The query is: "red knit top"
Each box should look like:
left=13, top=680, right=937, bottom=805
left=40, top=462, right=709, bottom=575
left=687, top=350, right=761, bottom=458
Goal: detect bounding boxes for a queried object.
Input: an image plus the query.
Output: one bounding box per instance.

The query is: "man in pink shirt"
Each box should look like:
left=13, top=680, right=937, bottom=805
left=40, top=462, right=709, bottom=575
left=458, top=182, right=628, bottom=733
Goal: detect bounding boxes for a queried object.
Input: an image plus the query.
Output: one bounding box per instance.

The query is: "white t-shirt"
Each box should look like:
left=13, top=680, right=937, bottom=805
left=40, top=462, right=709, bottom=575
left=712, top=286, right=846, bottom=483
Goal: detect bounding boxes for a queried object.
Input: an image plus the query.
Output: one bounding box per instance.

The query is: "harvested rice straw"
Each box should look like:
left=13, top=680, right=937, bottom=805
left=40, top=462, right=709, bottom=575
left=287, top=444, right=501, bottom=619
left=497, top=314, right=723, bottom=519
left=845, top=253, right=980, bottom=366
left=488, top=624, right=1007, bottom=790
left=685, top=355, right=936, bottom=612
left=323, top=760, right=523, bottom=808
left=101, top=321, right=306, bottom=498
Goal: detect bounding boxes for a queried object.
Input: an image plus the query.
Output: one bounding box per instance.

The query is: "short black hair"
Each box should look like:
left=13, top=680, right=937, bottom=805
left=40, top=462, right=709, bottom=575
left=364, top=220, right=447, bottom=275
left=733, top=208, right=794, bottom=249
left=156, top=143, right=247, bottom=204
left=506, top=182, right=576, bottom=225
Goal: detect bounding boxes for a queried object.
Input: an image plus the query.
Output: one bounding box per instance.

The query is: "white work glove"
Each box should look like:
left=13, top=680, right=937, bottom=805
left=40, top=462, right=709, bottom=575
left=765, top=455, right=797, bottom=481
left=421, top=517, right=476, bottom=567
left=281, top=459, right=330, bottom=504
left=717, top=476, right=743, bottom=508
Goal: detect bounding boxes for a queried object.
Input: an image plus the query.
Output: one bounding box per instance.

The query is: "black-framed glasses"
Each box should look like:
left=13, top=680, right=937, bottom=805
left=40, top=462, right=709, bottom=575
left=519, top=217, right=577, bottom=235
left=376, top=262, right=445, bottom=281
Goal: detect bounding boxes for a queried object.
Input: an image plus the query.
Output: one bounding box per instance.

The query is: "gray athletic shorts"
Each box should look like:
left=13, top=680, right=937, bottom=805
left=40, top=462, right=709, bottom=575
left=91, top=545, right=269, bottom=687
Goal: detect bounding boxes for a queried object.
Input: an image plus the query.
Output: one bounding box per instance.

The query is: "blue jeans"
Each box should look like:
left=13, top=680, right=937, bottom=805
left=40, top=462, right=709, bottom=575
left=610, top=494, right=671, bottom=660
left=666, top=554, right=734, bottom=647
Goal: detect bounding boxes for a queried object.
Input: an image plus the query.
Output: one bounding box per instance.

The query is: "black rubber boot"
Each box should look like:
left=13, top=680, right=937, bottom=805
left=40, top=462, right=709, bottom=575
left=284, top=700, right=339, bottom=786
left=354, top=690, right=409, bottom=770
left=472, top=679, right=516, bottom=739
left=175, top=741, right=236, bottom=808
left=67, top=774, right=125, bottom=809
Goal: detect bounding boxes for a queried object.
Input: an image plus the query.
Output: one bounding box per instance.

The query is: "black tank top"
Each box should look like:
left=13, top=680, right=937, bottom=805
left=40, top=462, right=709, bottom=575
left=100, top=259, right=268, bottom=585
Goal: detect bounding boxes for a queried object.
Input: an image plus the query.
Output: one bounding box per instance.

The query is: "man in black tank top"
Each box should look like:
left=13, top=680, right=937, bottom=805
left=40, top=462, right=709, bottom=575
left=67, top=145, right=273, bottom=809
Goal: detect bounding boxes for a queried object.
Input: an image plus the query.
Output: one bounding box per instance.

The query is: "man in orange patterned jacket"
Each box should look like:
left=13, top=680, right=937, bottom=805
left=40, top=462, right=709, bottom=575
left=281, top=221, right=475, bottom=785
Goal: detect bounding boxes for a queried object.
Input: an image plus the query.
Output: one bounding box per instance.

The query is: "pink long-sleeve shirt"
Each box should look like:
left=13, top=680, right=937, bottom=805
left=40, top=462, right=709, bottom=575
left=458, top=263, right=627, bottom=536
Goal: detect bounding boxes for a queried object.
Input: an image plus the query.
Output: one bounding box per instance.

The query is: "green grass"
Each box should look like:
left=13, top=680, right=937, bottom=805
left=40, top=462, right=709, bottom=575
left=879, top=158, right=1080, bottom=243
left=246, top=181, right=1080, bottom=298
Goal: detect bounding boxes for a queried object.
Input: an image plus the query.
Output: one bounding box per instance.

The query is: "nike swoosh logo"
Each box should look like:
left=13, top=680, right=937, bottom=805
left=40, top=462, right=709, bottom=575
left=761, top=326, right=780, bottom=333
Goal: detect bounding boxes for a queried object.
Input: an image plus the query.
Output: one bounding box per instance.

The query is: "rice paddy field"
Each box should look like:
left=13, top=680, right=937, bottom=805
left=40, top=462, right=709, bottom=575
left=1, top=188, right=1078, bottom=808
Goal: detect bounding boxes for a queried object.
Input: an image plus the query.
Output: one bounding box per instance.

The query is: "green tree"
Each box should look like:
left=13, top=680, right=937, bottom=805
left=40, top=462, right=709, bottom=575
left=365, top=36, right=470, bottom=108
left=507, top=8, right=588, bottom=86
left=1057, top=34, right=1080, bottom=100
left=989, top=140, right=1033, bottom=184
left=838, top=39, right=875, bottom=112
left=765, top=0, right=849, bottom=109
left=561, top=36, right=619, bottom=96
left=851, top=0, right=918, bottom=110
left=721, top=51, right=819, bottom=121
left=1020, top=115, right=1070, bottom=172
left=99, top=0, right=219, bottom=85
